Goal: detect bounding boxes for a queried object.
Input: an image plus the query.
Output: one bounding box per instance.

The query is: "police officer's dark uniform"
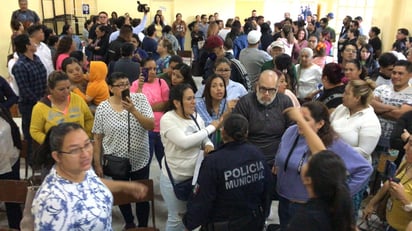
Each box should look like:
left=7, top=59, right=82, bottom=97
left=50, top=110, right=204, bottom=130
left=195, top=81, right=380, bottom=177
left=183, top=141, right=272, bottom=231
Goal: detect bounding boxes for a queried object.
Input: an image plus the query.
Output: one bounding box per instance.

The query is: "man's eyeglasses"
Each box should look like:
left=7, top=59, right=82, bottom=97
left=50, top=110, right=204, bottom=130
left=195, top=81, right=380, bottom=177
left=112, top=82, right=130, bottom=88
left=58, top=140, right=94, bottom=155
left=258, top=86, right=277, bottom=95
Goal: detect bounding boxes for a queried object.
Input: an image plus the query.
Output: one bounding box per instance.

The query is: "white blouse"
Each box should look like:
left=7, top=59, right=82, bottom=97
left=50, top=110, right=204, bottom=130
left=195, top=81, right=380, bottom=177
left=330, top=104, right=381, bottom=163
left=296, top=64, right=322, bottom=99
left=0, top=117, right=20, bottom=175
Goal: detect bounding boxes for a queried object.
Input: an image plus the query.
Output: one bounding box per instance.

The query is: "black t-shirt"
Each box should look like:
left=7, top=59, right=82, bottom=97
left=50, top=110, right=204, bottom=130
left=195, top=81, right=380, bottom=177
left=316, top=85, right=345, bottom=110
left=369, top=37, right=382, bottom=59
left=287, top=199, right=333, bottom=231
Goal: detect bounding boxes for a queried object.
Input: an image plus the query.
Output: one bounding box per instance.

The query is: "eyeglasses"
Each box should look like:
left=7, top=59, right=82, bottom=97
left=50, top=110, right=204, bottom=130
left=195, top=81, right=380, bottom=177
left=258, top=86, right=277, bottom=94
left=58, top=140, right=94, bottom=155
left=216, top=69, right=231, bottom=72
left=112, top=82, right=130, bottom=88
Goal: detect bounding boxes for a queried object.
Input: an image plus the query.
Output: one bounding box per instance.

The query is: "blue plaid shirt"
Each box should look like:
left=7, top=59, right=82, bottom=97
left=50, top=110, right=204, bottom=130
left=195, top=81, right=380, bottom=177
left=12, top=54, right=47, bottom=104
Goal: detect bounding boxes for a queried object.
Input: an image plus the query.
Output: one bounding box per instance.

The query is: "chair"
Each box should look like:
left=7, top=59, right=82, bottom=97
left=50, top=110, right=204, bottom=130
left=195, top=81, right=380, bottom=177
left=112, top=179, right=159, bottom=231
left=177, top=50, right=192, bottom=66
left=0, top=180, right=29, bottom=231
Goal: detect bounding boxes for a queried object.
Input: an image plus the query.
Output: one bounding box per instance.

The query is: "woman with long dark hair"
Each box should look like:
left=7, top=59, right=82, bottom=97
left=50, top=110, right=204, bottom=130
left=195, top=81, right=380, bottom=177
left=196, top=75, right=228, bottom=146
left=60, top=24, right=82, bottom=51
left=359, top=44, right=379, bottom=76
left=171, top=63, right=198, bottom=92
left=159, top=84, right=221, bottom=231
left=275, top=101, right=372, bottom=230
left=288, top=151, right=355, bottom=231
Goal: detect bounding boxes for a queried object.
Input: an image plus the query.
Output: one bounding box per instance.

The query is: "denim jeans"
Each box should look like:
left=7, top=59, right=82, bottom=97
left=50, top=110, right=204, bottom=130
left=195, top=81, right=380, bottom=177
left=192, top=45, right=199, bottom=61
left=176, top=36, right=185, bottom=51
left=149, top=131, right=165, bottom=169
left=278, top=195, right=306, bottom=231
left=0, top=159, right=21, bottom=229
left=160, top=173, right=187, bottom=231
left=18, top=102, right=35, bottom=165
left=111, top=164, right=150, bottom=227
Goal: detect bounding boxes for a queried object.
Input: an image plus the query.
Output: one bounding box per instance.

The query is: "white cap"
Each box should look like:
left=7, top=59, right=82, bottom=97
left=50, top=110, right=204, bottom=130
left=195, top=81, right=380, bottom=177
left=247, top=30, right=261, bottom=44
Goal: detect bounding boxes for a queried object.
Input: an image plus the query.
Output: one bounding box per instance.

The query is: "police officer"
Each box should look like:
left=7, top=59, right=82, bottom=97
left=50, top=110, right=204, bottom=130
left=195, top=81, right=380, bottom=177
left=183, top=113, right=271, bottom=231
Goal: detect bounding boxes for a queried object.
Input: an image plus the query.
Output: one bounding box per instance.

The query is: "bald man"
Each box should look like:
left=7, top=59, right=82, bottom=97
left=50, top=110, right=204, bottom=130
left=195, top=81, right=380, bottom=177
left=233, top=70, right=293, bottom=166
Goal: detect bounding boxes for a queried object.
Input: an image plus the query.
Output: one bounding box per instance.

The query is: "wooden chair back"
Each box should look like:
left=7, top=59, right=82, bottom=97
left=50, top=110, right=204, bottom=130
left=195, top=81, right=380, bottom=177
left=112, top=179, right=159, bottom=231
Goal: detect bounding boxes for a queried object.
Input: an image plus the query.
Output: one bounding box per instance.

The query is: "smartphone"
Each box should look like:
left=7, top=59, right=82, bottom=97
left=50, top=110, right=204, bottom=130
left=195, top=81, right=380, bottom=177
left=385, top=160, right=397, bottom=181
left=121, top=89, right=130, bottom=101
left=141, top=68, right=149, bottom=82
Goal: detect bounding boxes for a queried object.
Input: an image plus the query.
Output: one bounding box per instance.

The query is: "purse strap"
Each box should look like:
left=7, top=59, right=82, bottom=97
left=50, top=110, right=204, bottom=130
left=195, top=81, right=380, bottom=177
left=164, top=155, right=176, bottom=186
left=165, top=114, right=201, bottom=186
left=127, top=112, right=130, bottom=154
left=190, top=114, right=201, bottom=131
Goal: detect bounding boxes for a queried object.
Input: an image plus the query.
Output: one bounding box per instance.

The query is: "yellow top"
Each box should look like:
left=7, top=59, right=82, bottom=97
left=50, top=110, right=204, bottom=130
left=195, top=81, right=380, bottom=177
left=386, top=162, right=412, bottom=230
left=30, top=92, right=94, bottom=144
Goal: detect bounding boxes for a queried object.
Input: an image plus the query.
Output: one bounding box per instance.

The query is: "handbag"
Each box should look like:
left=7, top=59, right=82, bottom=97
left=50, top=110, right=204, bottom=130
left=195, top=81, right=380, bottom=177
left=164, top=155, right=194, bottom=201
left=164, top=114, right=203, bottom=201
left=102, top=112, right=131, bottom=178
left=103, top=154, right=131, bottom=178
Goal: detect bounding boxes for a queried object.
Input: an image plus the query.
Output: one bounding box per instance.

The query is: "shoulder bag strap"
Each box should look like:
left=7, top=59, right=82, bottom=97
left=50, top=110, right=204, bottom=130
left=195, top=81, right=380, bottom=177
left=190, top=114, right=201, bottom=131
left=128, top=112, right=130, bottom=154
left=164, top=155, right=176, bottom=186
left=283, top=134, right=300, bottom=172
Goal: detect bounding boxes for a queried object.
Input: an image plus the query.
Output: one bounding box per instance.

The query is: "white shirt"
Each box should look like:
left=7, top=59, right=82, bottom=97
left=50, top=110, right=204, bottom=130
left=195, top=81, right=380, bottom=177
left=160, top=111, right=214, bottom=181
left=109, top=14, right=148, bottom=43
left=296, top=64, right=322, bottom=99
left=373, top=84, right=412, bottom=147
left=7, top=52, right=19, bottom=96
left=218, top=28, right=231, bottom=41
left=331, top=105, right=381, bottom=163
left=35, top=42, right=55, bottom=76
left=0, top=117, right=20, bottom=174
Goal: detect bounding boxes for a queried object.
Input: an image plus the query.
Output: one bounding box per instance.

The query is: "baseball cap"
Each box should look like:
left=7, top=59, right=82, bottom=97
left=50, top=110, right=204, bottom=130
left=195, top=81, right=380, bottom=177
left=269, top=40, right=284, bottom=50
left=327, top=12, right=334, bottom=19
left=247, top=30, right=261, bottom=44
left=204, top=35, right=223, bottom=50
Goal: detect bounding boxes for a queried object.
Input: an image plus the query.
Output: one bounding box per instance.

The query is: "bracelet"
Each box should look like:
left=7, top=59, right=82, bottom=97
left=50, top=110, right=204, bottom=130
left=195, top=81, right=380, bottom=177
left=403, top=203, right=412, bottom=212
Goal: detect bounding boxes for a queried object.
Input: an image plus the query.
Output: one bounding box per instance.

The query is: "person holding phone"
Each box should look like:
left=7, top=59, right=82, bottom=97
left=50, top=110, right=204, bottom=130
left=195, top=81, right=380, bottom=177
left=92, top=72, right=154, bottom=229
left=130, top=58, right=170, bottom=168
left=363, top=136, right=412, bottom=231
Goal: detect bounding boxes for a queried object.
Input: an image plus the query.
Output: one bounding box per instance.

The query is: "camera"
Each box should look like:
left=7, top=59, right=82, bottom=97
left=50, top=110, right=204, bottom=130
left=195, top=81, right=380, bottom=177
left=137, top=1, right=150, bottom=13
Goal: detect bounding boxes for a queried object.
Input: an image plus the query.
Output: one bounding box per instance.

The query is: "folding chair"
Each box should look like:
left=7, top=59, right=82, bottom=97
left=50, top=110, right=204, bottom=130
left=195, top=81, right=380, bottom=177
left=0, top=180, right=29, bottom=231
left=112, top=179, right=159, bottom=231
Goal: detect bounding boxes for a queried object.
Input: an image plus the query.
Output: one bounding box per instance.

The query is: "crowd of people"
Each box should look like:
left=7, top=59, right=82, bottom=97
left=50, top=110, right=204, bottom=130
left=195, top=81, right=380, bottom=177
left=1, top=0, right=412, bottom=230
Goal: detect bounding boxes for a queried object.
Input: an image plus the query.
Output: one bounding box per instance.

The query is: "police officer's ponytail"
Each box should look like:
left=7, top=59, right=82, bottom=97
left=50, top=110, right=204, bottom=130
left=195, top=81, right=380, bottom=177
left=223, top=113, right=248, bottom=142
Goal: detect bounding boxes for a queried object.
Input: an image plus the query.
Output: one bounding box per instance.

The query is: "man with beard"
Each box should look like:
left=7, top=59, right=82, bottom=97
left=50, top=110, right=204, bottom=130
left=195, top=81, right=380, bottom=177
left=233, top=70, right=293, bottom=166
